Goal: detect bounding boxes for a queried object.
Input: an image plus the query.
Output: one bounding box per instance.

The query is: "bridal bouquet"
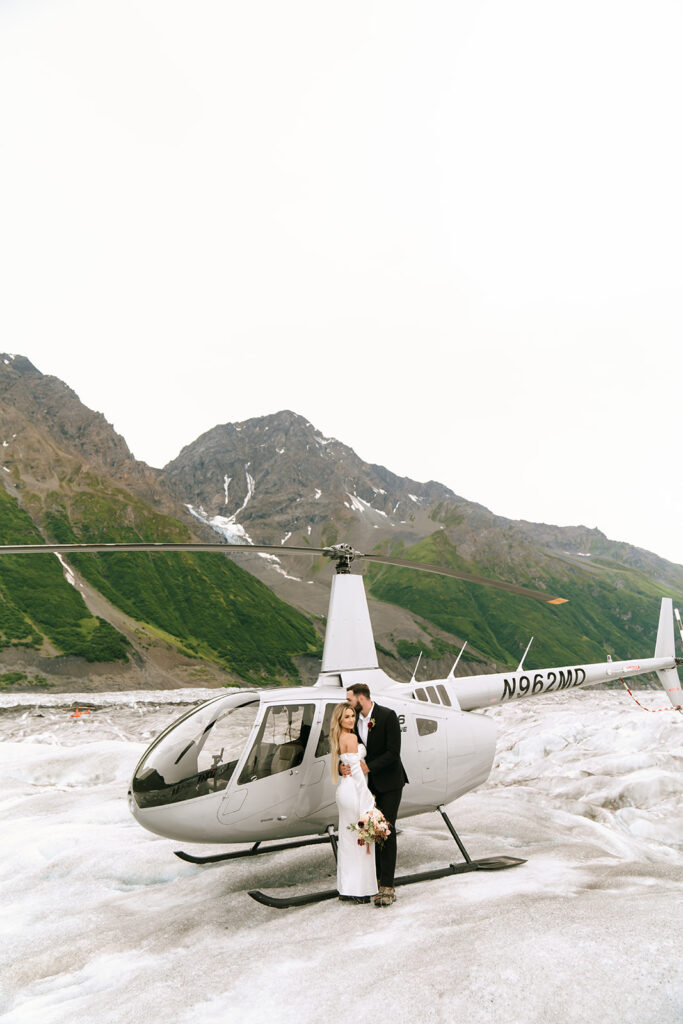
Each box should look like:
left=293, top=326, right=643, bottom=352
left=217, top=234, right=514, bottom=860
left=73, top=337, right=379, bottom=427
left=347, top=808, right=391, bottom=853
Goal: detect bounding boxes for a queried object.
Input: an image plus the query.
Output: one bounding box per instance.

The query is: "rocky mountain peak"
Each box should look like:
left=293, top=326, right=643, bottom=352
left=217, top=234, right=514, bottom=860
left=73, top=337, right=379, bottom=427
left=164, top=409, right=458, bottom=549
left=0, top=354, right=171, bottom=512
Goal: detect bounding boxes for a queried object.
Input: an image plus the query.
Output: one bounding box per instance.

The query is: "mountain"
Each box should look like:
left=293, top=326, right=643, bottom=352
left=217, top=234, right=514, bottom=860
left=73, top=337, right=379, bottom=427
left=164, top=408, right=457, bottom=548
left=164, top=409, right=683, bottom=674
left=0, top=356, right=320, bottom=690
left=1, top=356, right=681, bottom=692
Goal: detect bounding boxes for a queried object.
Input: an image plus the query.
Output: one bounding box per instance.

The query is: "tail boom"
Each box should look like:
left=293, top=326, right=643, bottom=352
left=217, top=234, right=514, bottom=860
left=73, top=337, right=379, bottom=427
left=449, top=655, right=679, bottom=711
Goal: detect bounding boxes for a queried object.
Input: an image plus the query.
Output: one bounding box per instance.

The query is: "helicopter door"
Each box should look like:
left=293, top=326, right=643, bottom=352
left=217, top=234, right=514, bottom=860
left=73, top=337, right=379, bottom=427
left=413, top=712, right=448, bottom=804
left=295, top=701, right=338, bottom=823
left=231, top=703, right=316, bottom=832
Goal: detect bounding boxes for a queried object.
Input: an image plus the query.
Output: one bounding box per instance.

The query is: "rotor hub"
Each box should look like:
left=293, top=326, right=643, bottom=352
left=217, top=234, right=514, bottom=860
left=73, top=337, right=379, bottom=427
left=322, top=543, right=359, bottom=574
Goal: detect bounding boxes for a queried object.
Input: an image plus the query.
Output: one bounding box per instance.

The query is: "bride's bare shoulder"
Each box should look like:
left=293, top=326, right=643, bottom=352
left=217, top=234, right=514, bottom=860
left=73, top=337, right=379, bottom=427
left=340, top=733, right=359, bottom=753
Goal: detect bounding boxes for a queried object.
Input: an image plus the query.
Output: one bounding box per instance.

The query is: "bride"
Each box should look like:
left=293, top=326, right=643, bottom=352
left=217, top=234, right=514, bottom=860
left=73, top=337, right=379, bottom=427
left=330, top=702, right=378, bottom=903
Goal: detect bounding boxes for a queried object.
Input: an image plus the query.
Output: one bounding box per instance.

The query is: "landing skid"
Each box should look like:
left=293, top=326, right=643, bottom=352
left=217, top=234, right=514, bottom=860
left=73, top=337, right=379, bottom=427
left=248, top=856, right=525, bottom=909
left=247, top=806, right=526, bottom=909
left=174, top=834, right=334, bottom=864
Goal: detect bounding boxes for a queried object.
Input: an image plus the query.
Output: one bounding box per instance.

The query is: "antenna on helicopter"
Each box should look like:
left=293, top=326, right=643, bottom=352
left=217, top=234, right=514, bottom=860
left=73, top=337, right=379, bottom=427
left=410, top=651, right=423, bottom=683
left=516, top=637, right=534, bottom=672
left=447, top=640, right=468, bottom=679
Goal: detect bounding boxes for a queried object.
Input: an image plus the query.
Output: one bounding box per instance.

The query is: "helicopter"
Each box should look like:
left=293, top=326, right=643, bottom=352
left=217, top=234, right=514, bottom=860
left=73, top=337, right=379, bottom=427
left=1, top=539, right=681, bottom=908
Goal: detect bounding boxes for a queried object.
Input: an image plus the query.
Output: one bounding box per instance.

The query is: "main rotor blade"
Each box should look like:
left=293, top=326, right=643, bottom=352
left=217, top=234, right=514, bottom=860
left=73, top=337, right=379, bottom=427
left=0, top=542, right=318, bottom=557
left=363, top=553, right=568, bottom=604
left=0, top=542, right=568, bottom=603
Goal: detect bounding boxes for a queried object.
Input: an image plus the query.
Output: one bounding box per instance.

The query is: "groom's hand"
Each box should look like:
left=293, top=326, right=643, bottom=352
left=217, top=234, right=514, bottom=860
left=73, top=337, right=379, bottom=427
left=339, top=762, right=351, bottom=777
left=360, top=760, right=369, bottom=774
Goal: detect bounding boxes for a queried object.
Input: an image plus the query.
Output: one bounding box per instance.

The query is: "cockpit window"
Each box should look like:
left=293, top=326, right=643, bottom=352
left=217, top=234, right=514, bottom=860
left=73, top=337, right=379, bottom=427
left=132, top=694, right=259, bottom=808
left=238, top=704, right=315, bottom=783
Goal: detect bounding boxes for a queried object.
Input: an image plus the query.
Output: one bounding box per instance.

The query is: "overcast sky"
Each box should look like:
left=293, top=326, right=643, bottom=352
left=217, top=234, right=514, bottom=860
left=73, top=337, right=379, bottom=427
left=1, top=1, right=681, bottom=565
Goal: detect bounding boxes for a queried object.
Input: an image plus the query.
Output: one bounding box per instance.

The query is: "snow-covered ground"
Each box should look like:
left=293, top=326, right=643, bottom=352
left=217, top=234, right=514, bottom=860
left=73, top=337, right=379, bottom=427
left=1, top=690, right=681, bottom=1024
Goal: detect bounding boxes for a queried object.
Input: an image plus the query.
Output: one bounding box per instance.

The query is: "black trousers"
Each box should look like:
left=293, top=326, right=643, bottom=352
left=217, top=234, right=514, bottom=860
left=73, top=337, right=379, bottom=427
left=372, top=787, right=403, bottom=887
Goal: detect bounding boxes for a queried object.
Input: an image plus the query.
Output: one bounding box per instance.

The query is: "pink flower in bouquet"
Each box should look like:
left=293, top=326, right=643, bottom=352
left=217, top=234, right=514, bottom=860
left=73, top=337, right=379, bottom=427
left=347, top=807, right=391, bottom=850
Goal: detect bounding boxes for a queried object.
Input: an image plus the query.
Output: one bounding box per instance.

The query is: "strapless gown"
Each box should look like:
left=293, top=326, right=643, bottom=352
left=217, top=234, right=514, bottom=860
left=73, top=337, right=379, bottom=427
left=336, top=745, right=378, bottom=897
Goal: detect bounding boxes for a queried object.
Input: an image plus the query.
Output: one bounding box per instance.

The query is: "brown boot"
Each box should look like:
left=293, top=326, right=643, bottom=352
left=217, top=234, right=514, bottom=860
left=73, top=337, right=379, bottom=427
left=374, top=886, right=396, bottom=907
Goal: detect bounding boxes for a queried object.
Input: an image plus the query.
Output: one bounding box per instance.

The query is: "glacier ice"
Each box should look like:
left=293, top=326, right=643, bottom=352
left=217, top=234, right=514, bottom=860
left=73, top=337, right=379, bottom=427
left=0, top=689, right=681, bottom=1024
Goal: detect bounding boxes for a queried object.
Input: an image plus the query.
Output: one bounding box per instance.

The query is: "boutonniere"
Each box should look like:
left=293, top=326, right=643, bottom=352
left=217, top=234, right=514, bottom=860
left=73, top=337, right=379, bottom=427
left=368, top=718, right=376, bottom=731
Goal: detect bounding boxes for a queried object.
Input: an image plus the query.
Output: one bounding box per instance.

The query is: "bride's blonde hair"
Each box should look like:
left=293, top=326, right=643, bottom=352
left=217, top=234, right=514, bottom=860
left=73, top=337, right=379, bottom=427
left=329, top=702, right=356, bottom=782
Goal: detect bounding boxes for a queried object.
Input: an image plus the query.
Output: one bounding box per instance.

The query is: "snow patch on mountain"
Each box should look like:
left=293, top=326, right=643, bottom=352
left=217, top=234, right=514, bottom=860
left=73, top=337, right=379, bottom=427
left=273, top=564, right=302, bottom=582
left=346, top=492, right=366, bottom=513
left=185, top=505, right=253, bottom=545
left=55, top=553, right=77, bottom=588
left=346, top=492, right=388, bottom=517
left=256, top=551, right=302, bottom=582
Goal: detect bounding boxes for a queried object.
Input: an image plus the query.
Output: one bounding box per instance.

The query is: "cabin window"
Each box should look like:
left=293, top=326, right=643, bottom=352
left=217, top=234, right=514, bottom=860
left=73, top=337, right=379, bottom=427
left=239, top=704, right=315, bottom=783
left=416, top=718, right=438, bottom=737
left=315, top=703, right=339, bottom=758
left=426, top=685, right=440, bottom=704
left=414, top=688, right=428, bottom=702
left=437, top=685, right=452, bottom=706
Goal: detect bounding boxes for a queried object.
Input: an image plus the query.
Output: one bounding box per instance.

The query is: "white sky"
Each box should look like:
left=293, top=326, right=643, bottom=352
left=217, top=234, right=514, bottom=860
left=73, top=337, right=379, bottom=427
left=1, top=1, right=681, bottom=565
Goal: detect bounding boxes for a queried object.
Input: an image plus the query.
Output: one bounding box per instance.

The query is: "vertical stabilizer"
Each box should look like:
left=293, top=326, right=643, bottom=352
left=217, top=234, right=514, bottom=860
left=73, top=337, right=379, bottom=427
left=655, top=598, right=674, bottom=659
left=320, top=574, right=379, bottom=673
left=654, top=598, right=683, bottom=710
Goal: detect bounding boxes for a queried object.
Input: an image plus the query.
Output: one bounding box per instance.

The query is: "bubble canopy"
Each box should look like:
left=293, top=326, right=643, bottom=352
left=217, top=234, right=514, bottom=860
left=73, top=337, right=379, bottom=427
left=131, top=691, right=260, bottom=809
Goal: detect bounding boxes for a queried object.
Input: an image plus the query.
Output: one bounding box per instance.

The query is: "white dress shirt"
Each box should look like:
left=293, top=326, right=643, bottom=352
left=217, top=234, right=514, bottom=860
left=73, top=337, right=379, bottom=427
left=358, top=703, right=375, bottom=746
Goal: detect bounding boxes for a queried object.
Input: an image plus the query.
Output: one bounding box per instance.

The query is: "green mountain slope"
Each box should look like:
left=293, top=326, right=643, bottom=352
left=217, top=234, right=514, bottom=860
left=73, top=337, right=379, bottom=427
left=367, top=530, right=682, bottom=670
left=0, top=356, right=321, bottom=686
left=0, top=487, right=128, bottom=662
left=0, top=472, right=320, bottom=683
left=42, top=486, right=321, bottom=681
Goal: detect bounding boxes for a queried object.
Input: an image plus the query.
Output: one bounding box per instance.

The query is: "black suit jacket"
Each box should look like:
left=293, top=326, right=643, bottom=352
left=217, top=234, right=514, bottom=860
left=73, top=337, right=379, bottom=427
left=356, top=702, right=409, bottom=794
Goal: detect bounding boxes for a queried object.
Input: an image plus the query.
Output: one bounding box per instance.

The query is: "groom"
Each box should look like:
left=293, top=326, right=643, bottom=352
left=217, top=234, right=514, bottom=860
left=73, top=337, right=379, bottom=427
left=344, top=683, right=408, bottom=907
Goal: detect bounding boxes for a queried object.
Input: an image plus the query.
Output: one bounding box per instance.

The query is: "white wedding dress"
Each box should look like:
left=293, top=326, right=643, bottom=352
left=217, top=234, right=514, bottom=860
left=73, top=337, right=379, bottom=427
left=336, top=745, right=378, bottom=898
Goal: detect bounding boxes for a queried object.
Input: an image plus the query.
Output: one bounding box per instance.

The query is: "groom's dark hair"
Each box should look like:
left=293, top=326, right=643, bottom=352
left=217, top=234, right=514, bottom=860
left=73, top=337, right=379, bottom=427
left=347, top=683, right=370, bottom=699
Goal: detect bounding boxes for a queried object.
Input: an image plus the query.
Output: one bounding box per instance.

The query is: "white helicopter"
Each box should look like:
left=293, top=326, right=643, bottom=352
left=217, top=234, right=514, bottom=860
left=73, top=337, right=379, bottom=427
left=2, top=540, right=681, bottom=908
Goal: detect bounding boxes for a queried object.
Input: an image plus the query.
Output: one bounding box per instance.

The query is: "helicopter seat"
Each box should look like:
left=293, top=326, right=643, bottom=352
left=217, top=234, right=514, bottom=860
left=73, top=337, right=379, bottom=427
left=269, top=741, right=304, bottom=775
